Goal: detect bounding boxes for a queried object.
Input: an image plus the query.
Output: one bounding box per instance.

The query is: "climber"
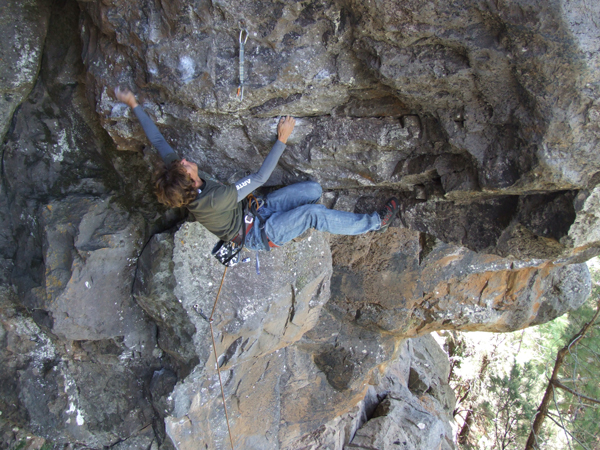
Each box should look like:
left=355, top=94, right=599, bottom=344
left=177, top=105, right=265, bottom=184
left=114, top=87, right=399, bottom=254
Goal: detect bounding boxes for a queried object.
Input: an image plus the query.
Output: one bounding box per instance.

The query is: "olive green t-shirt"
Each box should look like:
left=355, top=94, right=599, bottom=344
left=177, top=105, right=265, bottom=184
left=186, top=179, right=243, bottom=242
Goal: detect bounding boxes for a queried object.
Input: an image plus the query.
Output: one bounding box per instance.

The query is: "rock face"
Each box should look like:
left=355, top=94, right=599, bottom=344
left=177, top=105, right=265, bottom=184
left=0, top=0, right=50, bottom=142
left=0, top=0, right=599, bottom=448
left=347, top=335, right=456, bottom=450
left=329, top=230, right=591, bottom=335
left=150, top=224, right=333, bottom=449
left=81, top=0, right=600, bottom=259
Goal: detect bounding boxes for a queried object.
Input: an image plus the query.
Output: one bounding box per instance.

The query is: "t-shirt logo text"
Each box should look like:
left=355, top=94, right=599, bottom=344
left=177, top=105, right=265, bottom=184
left=236, top=179, right=250, bottom=190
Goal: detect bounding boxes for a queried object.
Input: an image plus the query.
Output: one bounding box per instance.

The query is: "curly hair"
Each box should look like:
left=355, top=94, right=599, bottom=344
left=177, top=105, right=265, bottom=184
left=154, top=161, right=198, bottom=208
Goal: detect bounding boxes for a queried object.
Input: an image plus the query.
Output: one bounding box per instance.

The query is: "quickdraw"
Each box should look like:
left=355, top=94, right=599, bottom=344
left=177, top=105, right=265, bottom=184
left=236, top=28, right=249, bottom=101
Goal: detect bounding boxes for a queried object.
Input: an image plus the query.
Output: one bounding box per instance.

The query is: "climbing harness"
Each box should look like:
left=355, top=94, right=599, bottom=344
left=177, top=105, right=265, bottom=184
left=247, top=196, right=262, bottom=274
left=246, top=194, right=279, bottom=274
left=247, top=194, right=278, bottom=252
left=211, top=195, right=253, bottom=267
left=196, top=267, right=235, bottom=450
left=212, top=193, right=277, bottom=272
left=236, top=28, right=249, bottom=101
left=211, top=227, right=245, bottom=266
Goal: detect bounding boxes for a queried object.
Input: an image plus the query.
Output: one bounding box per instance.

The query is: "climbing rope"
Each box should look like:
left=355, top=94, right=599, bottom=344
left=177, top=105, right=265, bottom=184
left=197, top=195, right=266, bottom=447
left=237, top=28, right=249, bottom=101
left=201, top=266, right=235, bottom=450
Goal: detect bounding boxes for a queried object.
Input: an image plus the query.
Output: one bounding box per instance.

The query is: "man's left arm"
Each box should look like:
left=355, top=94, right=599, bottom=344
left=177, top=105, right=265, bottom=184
left=114, top=87, right=179, bottom=167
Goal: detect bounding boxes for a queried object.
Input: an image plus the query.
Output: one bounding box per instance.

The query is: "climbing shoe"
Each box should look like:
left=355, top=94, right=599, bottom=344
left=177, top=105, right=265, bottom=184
left=377, top=197, right=399, bottom=232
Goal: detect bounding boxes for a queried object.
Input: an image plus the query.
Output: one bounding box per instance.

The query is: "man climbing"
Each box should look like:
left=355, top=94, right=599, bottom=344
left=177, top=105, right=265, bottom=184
left=114, top=87, right=399, bottom=257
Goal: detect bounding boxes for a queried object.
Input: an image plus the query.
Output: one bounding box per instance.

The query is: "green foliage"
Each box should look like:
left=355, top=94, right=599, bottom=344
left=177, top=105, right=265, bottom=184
left=543, top=293, right=600, bottom=450
left=527, top=267, right=600, bottom=450
left=448, top=330, right=545, bottom=450
left=485, top=360, right=540, bottom=450
left=448, top=258, right=600, bottom=450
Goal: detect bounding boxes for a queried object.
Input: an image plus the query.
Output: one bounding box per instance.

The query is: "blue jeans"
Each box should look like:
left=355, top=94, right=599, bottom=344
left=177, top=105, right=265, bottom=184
left=245, top=181, right=381, bottom=251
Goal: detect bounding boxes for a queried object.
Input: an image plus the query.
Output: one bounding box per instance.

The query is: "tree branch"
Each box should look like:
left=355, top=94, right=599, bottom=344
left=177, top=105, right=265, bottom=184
left=552, top=386, right=573, bottom=450
left=456, top=383, right=473, bottom=406
left=557, top=377, right=592, bottom=383
left=545, top=414, right=591, bottom=450
left=524, top=298, right=600, bottom=450
left=553, top=379, right=600, bottom=405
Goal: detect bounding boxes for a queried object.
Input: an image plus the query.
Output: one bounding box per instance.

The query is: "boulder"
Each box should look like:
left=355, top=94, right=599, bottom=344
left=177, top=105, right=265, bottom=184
left=40, top=196, right=154, bottom=346
left=0, top=294, right=158, bottom=448
left=158, top=222, right=332, bottom=448
left=346, top=335, right=455, bottom=450
left=134, top=232, right=199, bottom=374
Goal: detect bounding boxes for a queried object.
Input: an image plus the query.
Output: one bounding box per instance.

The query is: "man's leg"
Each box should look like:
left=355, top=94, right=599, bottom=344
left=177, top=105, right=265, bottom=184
left=264, top=204, right=381, bottom=246
left=245, top=181, right=324, bottom=251
left=261, top=181, right=322, bottom=216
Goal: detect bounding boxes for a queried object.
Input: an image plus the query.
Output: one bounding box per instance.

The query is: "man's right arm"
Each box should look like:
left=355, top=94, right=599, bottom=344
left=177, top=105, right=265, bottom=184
left=234, top=140, right=286, bottom=199
left=115, top=87, right=179, bottom=166
left=234, top=116, right=296, bottom=200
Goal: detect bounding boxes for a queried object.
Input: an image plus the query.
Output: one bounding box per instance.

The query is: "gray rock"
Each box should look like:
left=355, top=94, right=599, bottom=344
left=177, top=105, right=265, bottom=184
left=0, top=3, right=175, bottom=446
left=0, top=293, right=158, bottom=448
left=134, top=232, right=199, bottom=373
left=0, top=0, right=50, bottom=142
left=110, top=425, right=158, bottom=450
left=347, top=336, right=455, bottom=450
left=171, top=223, right=332, bottom=368
left=329, top=230, right=591, bottom=335
left=567, top=186, right=600, bottom=249
left=163, top=223, right=333, bottom=449
left=408, top=336, right=456, bottom=414
left=81, top=0, right=600, bottom=257
left=40, top=196, right=154, bottom=348
left=347, top=391, right=452, bottom=450
left=0, top=294, right=39, bottom=445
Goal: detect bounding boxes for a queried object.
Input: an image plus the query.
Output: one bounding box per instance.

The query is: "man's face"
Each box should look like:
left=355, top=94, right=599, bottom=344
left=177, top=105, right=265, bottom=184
left=180, top=158, right=198, bottom=177
left=180, top=158, right=200, bottom=187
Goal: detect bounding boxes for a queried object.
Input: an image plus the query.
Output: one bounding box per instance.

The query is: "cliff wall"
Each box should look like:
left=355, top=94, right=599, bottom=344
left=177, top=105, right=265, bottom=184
left=1, top=0, right=599, bottom=448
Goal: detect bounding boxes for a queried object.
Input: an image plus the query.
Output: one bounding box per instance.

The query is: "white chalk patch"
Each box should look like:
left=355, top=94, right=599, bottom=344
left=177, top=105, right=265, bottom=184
left=12, top=33, right=40, bottom=88
left=314, top=69, right=331, bottom=81
left=76, top=410, right=85, bottom=426
left=178, top=56, right=195, bottom=83
left=51, top=130, right=69, bottom=162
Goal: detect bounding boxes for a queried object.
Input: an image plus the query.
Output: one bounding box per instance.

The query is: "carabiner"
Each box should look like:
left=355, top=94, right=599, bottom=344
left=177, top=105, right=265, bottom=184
left=239, top=28, right=249, bottom=45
